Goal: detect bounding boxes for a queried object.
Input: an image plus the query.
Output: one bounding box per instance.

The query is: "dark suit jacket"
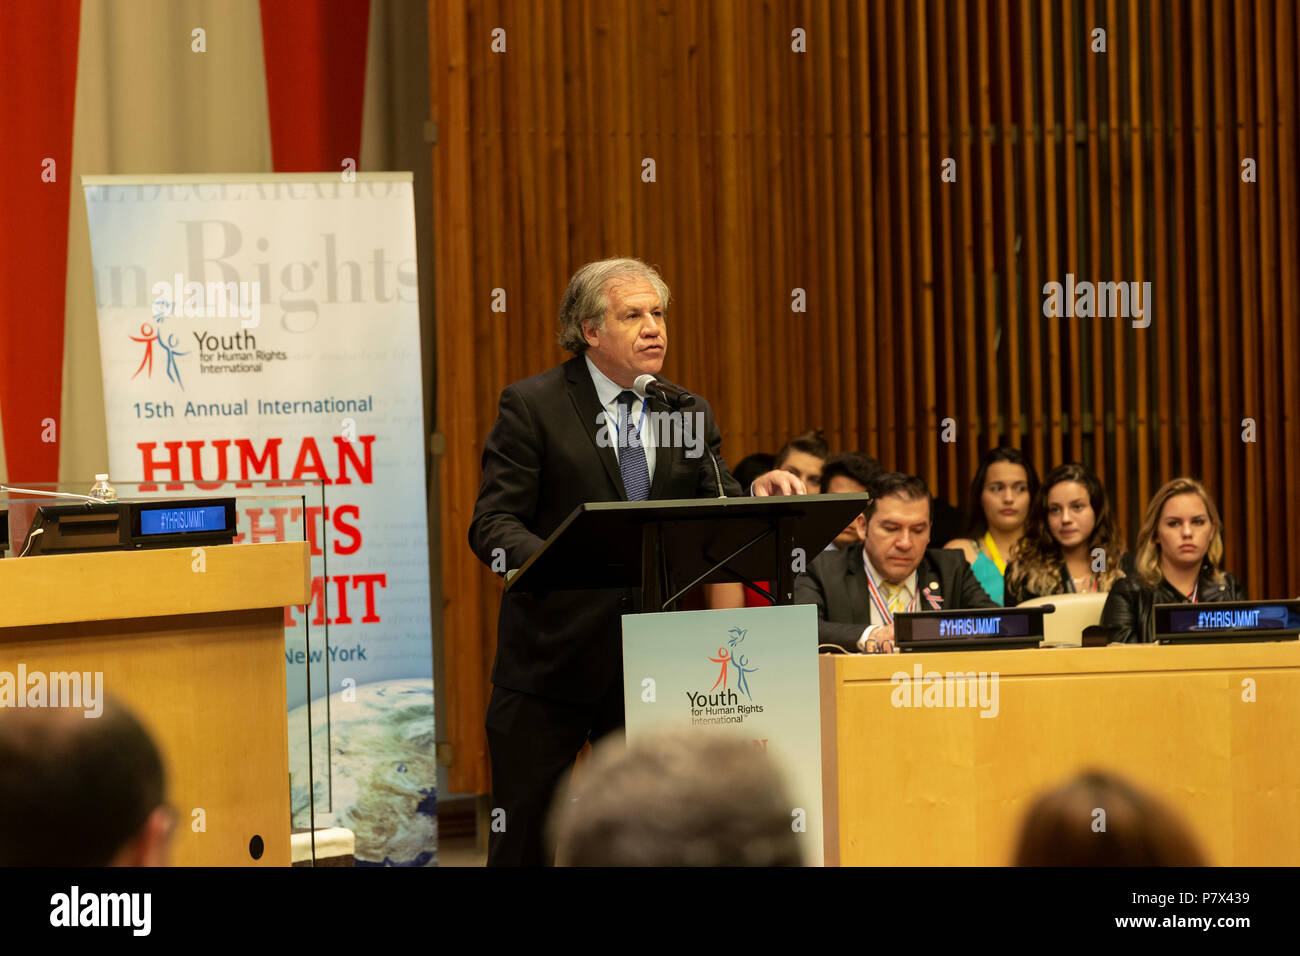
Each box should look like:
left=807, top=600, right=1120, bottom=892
left=1101, top=566, right=1247, bottom=643
left=469, top=355, right=742, bottom=702
left=793, top=543, right=998, bottom=651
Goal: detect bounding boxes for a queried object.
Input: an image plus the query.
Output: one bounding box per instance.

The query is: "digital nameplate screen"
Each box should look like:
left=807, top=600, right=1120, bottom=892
left=902, top=610, right=1034, bottom=643
left=1157, top=602, right=1300, bottom=635
left=138, top=505, right=231, bottom=536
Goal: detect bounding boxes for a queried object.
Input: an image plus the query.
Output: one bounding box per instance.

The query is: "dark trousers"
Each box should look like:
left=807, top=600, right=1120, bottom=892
left=484, top=680, right=625, bottom=867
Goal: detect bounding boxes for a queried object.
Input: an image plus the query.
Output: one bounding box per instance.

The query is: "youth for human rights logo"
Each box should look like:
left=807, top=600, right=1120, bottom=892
left=686, top=625, right=764, bottom=723
left=705, top=626, right=758, bottom=701
left=129, top=297, right=189, bottom=390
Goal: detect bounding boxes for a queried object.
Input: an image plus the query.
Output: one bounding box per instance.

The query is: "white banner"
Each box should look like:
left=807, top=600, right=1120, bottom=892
left=84, top=174, right=436, bottom=866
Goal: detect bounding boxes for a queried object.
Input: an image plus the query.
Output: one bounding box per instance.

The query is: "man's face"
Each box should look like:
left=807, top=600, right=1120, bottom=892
left=826, top=474, right=867, bottom=547
left=780, top=450, right=824, bottom=494
left=863, top=494, right=931, bottom=584
left=582, top=277, right=666, bottom=386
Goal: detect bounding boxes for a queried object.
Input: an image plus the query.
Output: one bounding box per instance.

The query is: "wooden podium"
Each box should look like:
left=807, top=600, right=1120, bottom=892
left=0, top=541, right=310, bottom=866
left=821, top=641, right=1300, bottom=866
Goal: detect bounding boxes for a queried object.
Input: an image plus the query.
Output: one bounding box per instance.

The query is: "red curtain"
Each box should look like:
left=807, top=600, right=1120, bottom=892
left=0, top=0, right=82, bottom=482
left=259, top=0, right=371, bottom=172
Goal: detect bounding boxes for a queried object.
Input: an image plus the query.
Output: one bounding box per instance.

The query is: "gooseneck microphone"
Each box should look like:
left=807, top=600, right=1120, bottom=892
left=633, top=374, right=695, bottom=410
left=0, top=483, right=101, bottom=507
left=631, top=375, right=724, bottom=498
left=1, top=483, right=102, bottom=557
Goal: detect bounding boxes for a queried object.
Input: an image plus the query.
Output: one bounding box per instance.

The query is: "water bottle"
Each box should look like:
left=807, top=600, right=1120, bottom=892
left=89, top=474, right=117, bottom=502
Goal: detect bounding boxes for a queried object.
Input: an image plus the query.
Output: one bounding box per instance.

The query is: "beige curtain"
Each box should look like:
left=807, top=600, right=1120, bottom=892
left=59, top=0, right=273, bottom=487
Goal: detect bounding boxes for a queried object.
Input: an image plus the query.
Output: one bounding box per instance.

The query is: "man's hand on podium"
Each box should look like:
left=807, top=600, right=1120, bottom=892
left=749, top=470, right=807, bottom=497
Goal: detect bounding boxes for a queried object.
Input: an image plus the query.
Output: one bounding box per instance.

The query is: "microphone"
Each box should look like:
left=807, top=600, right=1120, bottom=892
left=0, top=483, right=102, bottom=507
left=633, top=374, right=695, bottom=410
left=630, top=376, right=723, bottom=497
left=1, top=483, right=104, bottom=557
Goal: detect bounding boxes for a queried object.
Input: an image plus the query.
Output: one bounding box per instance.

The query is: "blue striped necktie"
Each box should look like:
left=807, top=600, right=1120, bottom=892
left=616, top=390, right=651, bottom=501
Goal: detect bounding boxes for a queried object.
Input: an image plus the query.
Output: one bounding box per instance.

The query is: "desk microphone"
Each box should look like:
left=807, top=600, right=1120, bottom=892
left=0, top=483, right=101, bottom=507
left=1, top=484, right=103, bottom=557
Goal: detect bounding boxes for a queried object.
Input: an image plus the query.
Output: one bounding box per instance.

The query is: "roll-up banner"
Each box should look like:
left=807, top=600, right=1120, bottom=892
left=84, top=173, right=436, bottom=866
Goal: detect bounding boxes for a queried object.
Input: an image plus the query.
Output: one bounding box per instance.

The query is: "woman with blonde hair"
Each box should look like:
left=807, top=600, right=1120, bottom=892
left=1101, top=476, right=1246, bottom=643
left=1003, top=462, right=1125, bottom=605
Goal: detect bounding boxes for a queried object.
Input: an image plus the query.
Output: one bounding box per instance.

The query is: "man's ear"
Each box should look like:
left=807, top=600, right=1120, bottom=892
left=111, top=806, right=173, bottom=867
left=852, top=513, right=867, bottom=540
left=582, top=320, right=600, bottom=349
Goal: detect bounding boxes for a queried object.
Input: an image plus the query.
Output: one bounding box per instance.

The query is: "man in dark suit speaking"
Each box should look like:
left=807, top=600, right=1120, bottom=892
left=469, top=257, right=802, bottom=866
left=795, top=472, right=997, bottom=652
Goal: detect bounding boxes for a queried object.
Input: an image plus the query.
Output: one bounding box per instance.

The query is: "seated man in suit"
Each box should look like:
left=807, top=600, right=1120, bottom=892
left=795, top=472, right=997, bottom=652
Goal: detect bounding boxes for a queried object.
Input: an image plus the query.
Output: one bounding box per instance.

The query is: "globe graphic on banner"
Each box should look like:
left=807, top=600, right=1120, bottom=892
left=288, top=678, right=437, bottom=866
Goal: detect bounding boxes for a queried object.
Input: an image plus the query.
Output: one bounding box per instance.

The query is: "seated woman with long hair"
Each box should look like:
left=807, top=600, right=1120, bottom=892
left=1004, top=462, right=1125, bottom=606
left=945, top=446, right=1039, bottom=605
left=1101, top=477, right=1246, bottom=643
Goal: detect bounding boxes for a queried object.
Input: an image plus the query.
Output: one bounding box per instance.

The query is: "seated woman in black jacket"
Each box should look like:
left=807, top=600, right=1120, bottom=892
left=1101, top=477, right=1246, bottom=642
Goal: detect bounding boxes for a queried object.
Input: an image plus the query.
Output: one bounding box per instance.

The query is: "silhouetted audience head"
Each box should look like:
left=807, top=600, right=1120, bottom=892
left=1014, top=769, right=1206, bottom=866
left=775, top=429, right=829, bottom=493
left=0, top=697, right=171, bottom=866
left=549, top=732, right=803, bottom=866
left=733, top=452, right=777, bottom=492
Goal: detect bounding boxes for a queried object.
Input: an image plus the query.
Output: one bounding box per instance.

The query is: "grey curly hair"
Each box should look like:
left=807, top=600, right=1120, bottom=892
left=556, top=258, right=671, bottom=354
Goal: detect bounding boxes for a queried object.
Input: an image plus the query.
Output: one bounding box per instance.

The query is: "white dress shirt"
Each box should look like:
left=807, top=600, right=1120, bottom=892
left=857, top=552, right=918, bottom=652
left=586, top=355, right=657, bottom=480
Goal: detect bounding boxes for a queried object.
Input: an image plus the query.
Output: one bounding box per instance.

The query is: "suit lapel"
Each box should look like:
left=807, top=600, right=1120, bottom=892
left=845, top=544, right=870, bottom=624
left=564, top=357, right=626, bottom=499
left=915, top=553, right=945, bottom=609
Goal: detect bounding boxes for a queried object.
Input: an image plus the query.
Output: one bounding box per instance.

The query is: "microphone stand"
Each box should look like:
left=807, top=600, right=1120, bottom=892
left=0, top=483, right=102, bottom=506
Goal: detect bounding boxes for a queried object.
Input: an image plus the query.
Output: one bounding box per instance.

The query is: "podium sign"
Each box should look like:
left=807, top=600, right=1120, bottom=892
left=622, top=605, right=824, bottom=865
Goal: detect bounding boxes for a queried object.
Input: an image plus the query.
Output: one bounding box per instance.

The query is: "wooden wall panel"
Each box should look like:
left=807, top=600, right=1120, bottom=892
left=431, top=0, right=1300, bottom=794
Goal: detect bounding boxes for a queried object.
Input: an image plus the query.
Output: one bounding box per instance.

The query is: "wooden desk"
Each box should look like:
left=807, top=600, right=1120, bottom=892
left=0, top=542, right=310, bottom=866
left=820, top=642, right=1300, bottom=866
